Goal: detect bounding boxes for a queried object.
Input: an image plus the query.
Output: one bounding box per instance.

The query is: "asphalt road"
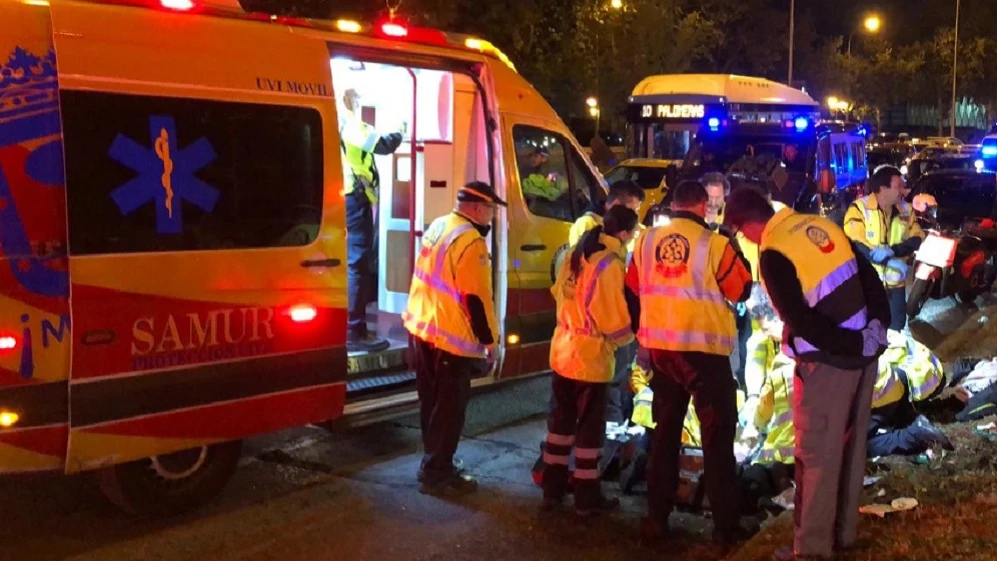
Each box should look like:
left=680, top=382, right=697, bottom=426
left=2, top=294, right=995, bottom=561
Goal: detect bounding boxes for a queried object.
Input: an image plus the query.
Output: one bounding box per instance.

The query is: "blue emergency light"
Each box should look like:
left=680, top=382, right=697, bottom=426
left=982, top=145, right=997, bottom=157
left=708, top=117, right=720, bottom=131
left=794, top=117, right=809, bottom=132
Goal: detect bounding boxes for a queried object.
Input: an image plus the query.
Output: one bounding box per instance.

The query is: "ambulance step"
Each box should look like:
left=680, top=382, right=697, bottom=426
left=346, top=371, right=417, bottom=397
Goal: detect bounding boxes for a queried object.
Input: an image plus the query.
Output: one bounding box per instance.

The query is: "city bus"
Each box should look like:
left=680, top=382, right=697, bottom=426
left=626, top=74, right=821, bottom=162
left=627, top=75, right=866, bottom=220
left=0, top=0, right=605, bottom=514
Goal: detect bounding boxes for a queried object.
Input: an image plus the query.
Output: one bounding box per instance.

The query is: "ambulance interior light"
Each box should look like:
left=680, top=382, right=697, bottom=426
left=161, top=0, right=195, bottom=10
left=0, top=335, right=16, bottom=351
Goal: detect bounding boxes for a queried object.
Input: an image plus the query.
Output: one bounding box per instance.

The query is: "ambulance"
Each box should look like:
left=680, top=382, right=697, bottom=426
left=0, top=0, right=606, bottom=514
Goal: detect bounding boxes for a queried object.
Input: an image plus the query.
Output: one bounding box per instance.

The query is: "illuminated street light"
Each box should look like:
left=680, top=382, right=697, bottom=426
left=848, top=14, right=882, bottom=57
left=586, top=96, right=598, bottom=108
left=589, top=106, right=600, bottom=117
left=827, top=96, right=840, bottom=110
left=610, top=0, right=623, bottom=9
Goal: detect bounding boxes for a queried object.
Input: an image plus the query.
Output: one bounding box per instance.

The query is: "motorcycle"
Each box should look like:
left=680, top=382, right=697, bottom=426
left=906, top=202, right=997, bottom=319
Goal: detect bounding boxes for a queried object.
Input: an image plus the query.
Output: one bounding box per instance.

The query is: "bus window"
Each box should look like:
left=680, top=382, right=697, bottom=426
left=817, top=137, right=832, bottom=171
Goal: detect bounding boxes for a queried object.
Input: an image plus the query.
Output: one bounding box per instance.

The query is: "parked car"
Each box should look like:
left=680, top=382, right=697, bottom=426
left=909, top=169, right=997, bottom=228
left=603, top=158, right=678, bottom=222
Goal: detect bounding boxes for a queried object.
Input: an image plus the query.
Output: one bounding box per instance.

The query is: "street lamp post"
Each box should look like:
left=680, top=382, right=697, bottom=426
left=847, top=15, right=881, bottom=57
left=951, top=0, right=961, bottom=137
left=593, top=1, right=623, bottom=137
left=788, top=0, right=795, bottom=85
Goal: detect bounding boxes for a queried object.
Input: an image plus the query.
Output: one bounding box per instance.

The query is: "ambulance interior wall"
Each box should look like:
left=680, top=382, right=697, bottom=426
left=330, top=61, right=490, bottom=340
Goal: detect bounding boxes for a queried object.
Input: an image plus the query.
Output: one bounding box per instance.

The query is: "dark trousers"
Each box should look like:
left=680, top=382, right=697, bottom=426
left=867, top=381, right=922, bottom=457
left=543, top=373, right=608, bottom=509
left=346, top=192, right=375, bottom=340
left=734, top=307, right=753, bottom=390
left=413, top=338, right=472, bottom=483
left=606, top=342, right=637, bottom=425
left=887, top=287, right=907, bottom=332
left=646, top=350, right=739, bottom=535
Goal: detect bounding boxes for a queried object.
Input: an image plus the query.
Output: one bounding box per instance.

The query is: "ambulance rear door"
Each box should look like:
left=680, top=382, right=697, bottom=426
left=50, top=2, right=347, bottom=472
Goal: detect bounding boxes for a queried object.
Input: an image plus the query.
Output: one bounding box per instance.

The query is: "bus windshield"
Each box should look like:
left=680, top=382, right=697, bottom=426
left=684, top=134, right=812, bottom=176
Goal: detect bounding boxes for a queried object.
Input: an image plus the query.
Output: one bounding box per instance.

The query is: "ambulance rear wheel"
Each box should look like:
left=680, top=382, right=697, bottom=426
left=98, top=440, right=242, bottom=517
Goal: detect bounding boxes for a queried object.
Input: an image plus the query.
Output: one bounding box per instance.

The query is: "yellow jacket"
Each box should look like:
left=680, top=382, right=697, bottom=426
left=729, top=201, right=786, bottom=282
left=844, top=193, right=925, bottom=288
left=872, top=362, right=905, bottom=409
left=752, top=338, right=796, bottom=465
left=340, top=115, right=381, bottom=203
left=882, top=330, right=944, bottom=402
left=523, top=173, right=566, bottom=202
left=550, top=235, right=634, bottom=383
left=569, top=211, right=644, bottom=255
left=630, top=214, right=749, bottom=355
left=760, top=208, right=868, bottom=360
left=404, top=212, right=498, bottom=358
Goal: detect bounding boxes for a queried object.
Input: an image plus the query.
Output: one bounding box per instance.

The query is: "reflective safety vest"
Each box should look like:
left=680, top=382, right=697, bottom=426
left=340, top=115, right=382, bottom=204
left=732, top=201, right=787, bottom=282
left=760, top=208, right=869, bottom=359
left=569, top=211, right=602, bottom=247
left=630, top=352, right=655, bottom=429
left=522, top=172, right=566, bottom=202
left=403, top=213, right=496, bottom=358
left=882, top=330, right=945, bottom=402
left=632, top=217, right=737, bottom=355
left=846, top=194, right=917, bottom=288
left=549, top=235, right=635, bottom=383
left=753, top=348, right=796, bottom=466
left=872, top=363, right=905, bottom=409
left=569, top=210, right=644, bottom=256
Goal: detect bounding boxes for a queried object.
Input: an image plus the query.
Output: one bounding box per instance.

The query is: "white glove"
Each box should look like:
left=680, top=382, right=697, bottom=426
left=861, top=319, right=888, bottom=357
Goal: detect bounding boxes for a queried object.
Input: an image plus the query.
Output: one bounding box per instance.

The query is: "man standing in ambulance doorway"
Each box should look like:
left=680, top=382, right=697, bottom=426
left=340, top=87, right=403, bottom=352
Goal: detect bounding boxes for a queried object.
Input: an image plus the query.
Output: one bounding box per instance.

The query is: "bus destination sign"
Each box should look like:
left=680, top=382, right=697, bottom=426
left=640, top=104, right=706, bottom=119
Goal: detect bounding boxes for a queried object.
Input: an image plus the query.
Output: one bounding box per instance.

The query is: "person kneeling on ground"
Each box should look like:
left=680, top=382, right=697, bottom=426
left=740, top=288, right=796, bottom=512
left=867, top=361, right=954, bottom=458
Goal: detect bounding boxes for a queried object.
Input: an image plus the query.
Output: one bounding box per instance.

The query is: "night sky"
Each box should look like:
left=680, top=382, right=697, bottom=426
left=807, top=0, right=964, bottom=44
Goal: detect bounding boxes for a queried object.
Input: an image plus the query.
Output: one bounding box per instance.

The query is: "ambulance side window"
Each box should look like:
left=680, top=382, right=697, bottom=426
left=61, top=91, right=324, bottom=255
left=512, top=125, right=574, bottom=222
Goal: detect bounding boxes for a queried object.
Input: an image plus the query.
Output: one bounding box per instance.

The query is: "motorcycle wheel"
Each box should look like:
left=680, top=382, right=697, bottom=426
left=907, top=278, right=933, bottom=319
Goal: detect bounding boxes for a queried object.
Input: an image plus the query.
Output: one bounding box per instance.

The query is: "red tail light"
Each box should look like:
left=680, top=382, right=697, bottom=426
left=289, top=304, right=318, bottom=323
left=380, top=22, right=409, bottom=37
left=161, top=0, right=194, bottom=11
left=0, top=335, right=17, bottom=351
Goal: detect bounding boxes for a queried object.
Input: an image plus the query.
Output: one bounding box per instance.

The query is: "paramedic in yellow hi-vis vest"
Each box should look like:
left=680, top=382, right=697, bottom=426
left=723, top=187, right=891, bottom=561
left=340, top=88, right=403, bottom=352
left=866, top=352, right=953, bottom=458
left=843, top=165, right=925, bottom=331
left=543, top=206, right=638, bottom=516
left=626, top=180, right=753, bottom=546
left=568, top=180, right=645, bottom=426
left=740, top=288, right=797, bottom=512
left=404, top=182, right=506, bottom=497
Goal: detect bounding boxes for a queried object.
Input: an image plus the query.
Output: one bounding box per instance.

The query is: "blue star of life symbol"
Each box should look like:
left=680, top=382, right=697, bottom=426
left=108, top=115, right=219, bottom=234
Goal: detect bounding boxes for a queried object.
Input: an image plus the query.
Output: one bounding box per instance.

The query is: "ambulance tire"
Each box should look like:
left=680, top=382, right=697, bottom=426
left=98, top=440, right=242, bottom=517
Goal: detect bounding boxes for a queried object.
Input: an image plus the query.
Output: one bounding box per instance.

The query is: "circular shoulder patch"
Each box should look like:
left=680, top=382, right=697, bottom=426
left=805, top=225, right=836, bottom=254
